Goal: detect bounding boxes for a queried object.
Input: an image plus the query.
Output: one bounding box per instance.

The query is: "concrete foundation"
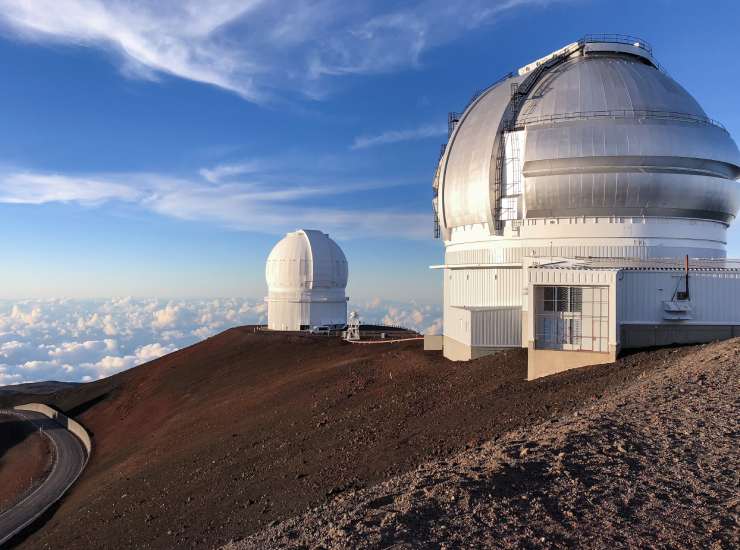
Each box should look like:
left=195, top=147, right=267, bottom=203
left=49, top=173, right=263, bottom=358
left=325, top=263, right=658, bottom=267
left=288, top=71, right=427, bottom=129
left=423, top=335, right=444, bottom=351
left=527, top=344, right=618, bottom=380
left=443, top=336, right=501, bottom=361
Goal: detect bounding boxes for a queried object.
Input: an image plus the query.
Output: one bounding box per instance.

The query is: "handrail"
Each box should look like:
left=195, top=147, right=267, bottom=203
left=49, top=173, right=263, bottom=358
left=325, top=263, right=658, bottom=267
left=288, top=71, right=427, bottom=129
left=581, top=34, right=652, bottom=54
left=462, top=71, right=515, bottom=113
left=514, top=109, right=727, bottom=132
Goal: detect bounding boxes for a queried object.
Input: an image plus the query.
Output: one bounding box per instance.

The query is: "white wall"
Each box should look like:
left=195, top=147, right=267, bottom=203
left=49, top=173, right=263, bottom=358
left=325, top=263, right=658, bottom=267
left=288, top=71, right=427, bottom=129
left=445, top=267, right=524, bottom=307
left=445, top=306, right=471, bottom=346
left=618, top=271, right=740, bottom=324
left=267, top=299, right=347, bottom=330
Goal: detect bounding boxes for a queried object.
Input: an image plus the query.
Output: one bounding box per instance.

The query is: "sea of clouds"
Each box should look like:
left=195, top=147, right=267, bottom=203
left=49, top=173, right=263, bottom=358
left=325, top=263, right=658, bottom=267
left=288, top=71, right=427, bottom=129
left=0, top=298, right=441, bottom=386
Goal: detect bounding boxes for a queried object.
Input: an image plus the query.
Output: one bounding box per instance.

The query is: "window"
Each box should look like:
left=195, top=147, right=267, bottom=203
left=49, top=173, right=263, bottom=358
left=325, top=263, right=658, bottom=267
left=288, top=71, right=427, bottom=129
left=535, top=286, right=608, bottom=352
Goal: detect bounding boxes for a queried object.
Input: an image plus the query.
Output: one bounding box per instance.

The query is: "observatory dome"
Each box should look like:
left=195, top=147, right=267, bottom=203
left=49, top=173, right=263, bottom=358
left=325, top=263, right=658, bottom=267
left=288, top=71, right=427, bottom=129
left=266, top=229, right=348, bottom=292
left=265, top=229, right=348, bottom=331
left=436, top=38, right=740, bottom=231
left=431, top=35, right=740, bottom=375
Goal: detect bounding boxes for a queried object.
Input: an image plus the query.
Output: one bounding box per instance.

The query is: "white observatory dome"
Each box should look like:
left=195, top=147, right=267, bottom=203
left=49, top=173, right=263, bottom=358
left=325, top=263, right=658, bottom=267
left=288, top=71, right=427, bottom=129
left=430, top=35, right=740, bottom=373
left=434, top=36, right=740, bottom=259
left=265, top=229, right=348, bottom=331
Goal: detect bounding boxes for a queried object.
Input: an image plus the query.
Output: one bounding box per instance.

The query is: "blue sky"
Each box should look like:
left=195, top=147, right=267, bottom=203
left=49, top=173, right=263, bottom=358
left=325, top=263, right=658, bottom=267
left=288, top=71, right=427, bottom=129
left=0, top=0, right=739, bottom=303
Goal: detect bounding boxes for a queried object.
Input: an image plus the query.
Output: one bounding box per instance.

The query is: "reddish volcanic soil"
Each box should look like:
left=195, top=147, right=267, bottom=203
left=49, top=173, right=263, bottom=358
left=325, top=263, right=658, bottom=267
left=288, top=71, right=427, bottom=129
left=0, top=412, right=52, bottom=514
left=0, top=327, right=700, bottom=549
left=232, top=339, right=740, bottom=550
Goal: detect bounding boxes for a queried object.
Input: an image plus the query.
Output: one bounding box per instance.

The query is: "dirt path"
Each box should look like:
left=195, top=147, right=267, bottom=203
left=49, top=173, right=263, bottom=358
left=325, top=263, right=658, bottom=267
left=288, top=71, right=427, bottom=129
left=0, top=412, right=52, bottom=514
left=228, top=339, right=740, bottom=549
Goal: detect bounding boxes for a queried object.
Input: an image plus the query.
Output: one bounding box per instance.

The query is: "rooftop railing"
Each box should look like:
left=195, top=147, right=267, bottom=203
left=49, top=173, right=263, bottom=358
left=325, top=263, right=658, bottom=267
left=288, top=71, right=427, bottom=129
left=458, top=35, right=656, bottom=120
left=581, top=34, right=652, bottom=54
left=515, top=109, right=727, bottom=133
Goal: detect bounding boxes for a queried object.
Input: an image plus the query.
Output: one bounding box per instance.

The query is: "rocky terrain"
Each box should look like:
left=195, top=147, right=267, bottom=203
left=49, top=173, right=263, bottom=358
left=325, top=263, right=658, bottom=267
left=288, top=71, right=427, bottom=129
left=226, top=339, right=740, bottom=549
left=2, top=328, right=737, bottom=549
left=0, top=412, right=52, bottom=514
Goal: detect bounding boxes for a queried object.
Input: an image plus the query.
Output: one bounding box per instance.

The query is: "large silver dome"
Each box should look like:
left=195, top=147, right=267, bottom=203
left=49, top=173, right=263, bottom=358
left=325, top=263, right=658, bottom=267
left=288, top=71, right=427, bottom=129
left=436, top=37, right=740, bottom=232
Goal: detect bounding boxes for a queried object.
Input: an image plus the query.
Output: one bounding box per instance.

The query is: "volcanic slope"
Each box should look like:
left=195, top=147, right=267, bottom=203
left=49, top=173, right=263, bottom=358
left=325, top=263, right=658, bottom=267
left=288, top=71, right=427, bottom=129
left=229, top=338, right=740, bottom=550
left=0, top=327, right=716, bottom=549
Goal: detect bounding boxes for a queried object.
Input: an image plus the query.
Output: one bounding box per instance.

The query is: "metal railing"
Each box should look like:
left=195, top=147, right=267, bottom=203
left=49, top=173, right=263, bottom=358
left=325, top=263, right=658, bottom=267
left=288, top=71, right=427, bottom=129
left=515, top=109, right=727, bottom=132
left=459, top=34, right=654, bottom=121
left=462, top=71, right=515, bottom=113
left=582, top=34, right=652, bottom=55
left=448, top=112, right=462, bottom=137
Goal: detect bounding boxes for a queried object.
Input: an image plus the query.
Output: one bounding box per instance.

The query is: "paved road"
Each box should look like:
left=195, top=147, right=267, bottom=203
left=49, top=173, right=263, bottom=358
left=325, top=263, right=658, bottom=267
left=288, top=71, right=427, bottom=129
left=0, top=409, right=87, bottom=547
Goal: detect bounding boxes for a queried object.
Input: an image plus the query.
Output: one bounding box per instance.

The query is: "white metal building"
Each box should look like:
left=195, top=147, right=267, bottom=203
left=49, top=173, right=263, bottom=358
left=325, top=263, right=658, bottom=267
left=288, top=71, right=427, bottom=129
left=265, top=229, right=349, bottom=331
left=430, top=35, right=740, bottom=379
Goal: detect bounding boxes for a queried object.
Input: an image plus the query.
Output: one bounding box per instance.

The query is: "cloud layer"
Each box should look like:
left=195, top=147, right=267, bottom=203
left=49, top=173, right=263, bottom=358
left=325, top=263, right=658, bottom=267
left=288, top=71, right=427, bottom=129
left=0, top=298, right=267, bottom=385
left=0, top=298, right=441, bottom=386
left=0, top=0, right=554, bottom=103
left=0, top=164, right=429, bottom=239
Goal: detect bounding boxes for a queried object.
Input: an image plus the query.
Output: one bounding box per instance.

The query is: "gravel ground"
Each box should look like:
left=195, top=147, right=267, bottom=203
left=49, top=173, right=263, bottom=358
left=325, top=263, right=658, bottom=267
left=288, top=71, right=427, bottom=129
left=226, top=338, right=740, bottom=549
left=7, top=328, right=660, bottom=550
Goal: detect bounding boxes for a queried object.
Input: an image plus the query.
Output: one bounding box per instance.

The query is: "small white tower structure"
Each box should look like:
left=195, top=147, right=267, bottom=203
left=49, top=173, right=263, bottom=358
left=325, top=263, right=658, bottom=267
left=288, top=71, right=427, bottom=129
left=265, top=229, right=349, bottom=331
left=345, top=311, right=361, bottom=341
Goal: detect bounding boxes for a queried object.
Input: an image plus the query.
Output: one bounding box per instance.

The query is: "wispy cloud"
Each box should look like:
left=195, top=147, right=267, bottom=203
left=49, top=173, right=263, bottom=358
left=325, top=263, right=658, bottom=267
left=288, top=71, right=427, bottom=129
left=199, top=161, right=266, bottom=183
left=351, top=123, right=447, bottom=150
left=0, top=167, right=429, bottom=239
left=0, top=0, right=562, bottom=103
left=0, top=0, right=266, bottom=100
left=0, top=172, right=142, bottom=205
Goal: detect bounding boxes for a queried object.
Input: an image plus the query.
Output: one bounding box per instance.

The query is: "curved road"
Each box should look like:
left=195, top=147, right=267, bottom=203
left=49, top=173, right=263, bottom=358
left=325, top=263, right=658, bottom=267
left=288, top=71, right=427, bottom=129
left=0, top=409, right=87, bottom=547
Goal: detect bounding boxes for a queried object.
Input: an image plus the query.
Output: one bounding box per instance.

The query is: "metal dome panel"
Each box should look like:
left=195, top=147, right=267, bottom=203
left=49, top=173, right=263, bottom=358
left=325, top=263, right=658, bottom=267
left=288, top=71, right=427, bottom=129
left=519, top=56, right=740, bottom=222
left=440, top=75, right=522, bottom=228
left=265, top=229, right=348, bottom=292
left=516, top=55, right=706, bottom=122
left=437, top=43, right=740, bottom=230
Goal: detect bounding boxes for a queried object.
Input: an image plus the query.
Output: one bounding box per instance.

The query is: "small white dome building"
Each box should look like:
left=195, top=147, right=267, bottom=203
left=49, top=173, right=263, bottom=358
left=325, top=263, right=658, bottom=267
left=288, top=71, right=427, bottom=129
left=265, top=229, right=349, bottom=331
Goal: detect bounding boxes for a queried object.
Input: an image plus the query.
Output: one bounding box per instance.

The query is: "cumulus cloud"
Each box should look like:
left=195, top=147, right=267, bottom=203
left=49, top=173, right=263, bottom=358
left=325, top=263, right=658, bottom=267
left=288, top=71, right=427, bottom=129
left=0, top=298, right=268, bottom=385
left=351, top=123, right=447, bottom=150
left=47, top=339, right=119, bottom=363
left=0, top=0, right=561, bottom=103
left=351, top=299, right=442, bottom=335
left=80, top=342, right=177, bottom=376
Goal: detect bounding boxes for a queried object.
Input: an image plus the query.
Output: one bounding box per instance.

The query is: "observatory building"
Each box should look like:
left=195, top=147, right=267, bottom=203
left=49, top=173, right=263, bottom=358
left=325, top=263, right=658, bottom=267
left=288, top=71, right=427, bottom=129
left=265, top=229, right=348, bottom=331
left=431, top=35, right=740, bottom=379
